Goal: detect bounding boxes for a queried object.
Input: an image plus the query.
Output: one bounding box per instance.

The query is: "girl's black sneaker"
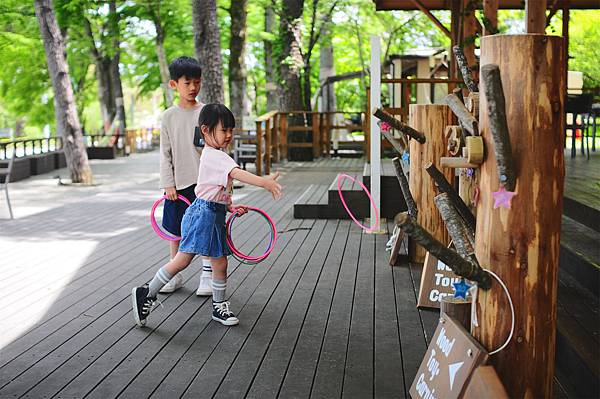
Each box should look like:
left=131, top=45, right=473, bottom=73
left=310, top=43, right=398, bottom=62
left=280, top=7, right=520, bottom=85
left=132, top=285, right=156, bottom=327
left=212, top=301, right=239, bottom=326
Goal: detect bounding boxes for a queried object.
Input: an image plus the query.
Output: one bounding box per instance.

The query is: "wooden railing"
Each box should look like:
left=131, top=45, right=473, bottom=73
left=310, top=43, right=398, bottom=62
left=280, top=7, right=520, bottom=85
left=0, top=137, right=63, bottom=160
left=251, top=110, right=366, bottom=175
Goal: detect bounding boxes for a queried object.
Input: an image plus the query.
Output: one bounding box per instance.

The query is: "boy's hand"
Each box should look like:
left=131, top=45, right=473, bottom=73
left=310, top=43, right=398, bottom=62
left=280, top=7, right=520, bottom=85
left=165, top=186, right=177, bottom=201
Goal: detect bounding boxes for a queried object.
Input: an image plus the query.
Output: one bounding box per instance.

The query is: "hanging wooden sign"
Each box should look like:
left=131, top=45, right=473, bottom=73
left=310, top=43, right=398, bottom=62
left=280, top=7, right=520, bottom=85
left=389, top=229, right=405, bottom=266
left=417, top=252, right=461, bottom=309
left=410, top=315, right=488, bottom=399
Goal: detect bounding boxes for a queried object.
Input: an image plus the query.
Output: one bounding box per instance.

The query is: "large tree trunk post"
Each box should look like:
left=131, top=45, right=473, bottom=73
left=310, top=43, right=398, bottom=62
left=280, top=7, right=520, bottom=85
left=264, top=6, right=278, bottom=111
left=474, top=34, right=565, bottom=398
left=192, top=0, right=224, bottom=103
left=35, top=0, right=92, bottom=184
left=229, top=0, right=248, bottom=126
left=408, top=104, right=455, bottom=263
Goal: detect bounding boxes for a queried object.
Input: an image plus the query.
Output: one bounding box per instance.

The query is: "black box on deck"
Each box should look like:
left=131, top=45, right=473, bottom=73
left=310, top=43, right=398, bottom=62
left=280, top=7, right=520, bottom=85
left=30, top=153, right=56, bottom=175
left=9, top=157, right=31, bottom=182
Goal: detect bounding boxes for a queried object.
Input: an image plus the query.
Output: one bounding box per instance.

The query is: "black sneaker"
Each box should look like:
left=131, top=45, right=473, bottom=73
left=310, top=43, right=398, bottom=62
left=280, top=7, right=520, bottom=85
left=132, top=285, right=156, bottom=327
left=212, top=301, right=239, bottom=326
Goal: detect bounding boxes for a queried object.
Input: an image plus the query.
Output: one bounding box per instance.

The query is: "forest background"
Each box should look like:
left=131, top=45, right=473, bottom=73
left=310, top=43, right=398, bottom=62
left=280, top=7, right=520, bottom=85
left=1, top=0, right=598, bottom=138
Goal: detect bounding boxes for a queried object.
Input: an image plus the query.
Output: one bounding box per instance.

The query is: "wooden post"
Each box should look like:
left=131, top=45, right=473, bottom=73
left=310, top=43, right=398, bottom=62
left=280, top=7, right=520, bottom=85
left=280, top=113, right=288, bottom=161
left=265, top=118, right=271, bottom=175
left=408, top=104, right=455, bottom=263
left=483, top=0, right=499, bottom=36
left=474, top=34, right=565, bottom=398
left=272, top=113, right=279, bottom=162
left=526, top=0, right=547, bottom=34
left=366, top=87, right=371, bottom=161
left=312, top=112, right=320, bottom=159
left=255, top=121, right=263, bottom=176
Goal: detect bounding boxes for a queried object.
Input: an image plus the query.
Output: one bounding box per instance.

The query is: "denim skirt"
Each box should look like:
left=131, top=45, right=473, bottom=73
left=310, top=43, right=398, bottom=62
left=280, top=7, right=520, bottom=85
left=179, top=198, right=232, bottom=258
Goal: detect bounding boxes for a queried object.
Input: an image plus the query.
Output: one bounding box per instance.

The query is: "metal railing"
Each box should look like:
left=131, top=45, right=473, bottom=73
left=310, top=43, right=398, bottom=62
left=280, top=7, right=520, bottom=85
left=0, top=137, right=63, bottom=160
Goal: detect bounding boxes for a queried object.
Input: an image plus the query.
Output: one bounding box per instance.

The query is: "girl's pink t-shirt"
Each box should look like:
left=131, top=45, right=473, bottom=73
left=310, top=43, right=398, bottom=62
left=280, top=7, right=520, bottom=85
left=194, top=146, right=239, bottom=205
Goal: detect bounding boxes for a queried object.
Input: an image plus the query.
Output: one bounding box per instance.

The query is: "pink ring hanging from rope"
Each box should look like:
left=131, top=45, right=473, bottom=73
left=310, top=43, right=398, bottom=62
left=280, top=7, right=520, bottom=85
left=150, top=194, right=191, bottom=241
left=337, top=173, right=380, bottom=232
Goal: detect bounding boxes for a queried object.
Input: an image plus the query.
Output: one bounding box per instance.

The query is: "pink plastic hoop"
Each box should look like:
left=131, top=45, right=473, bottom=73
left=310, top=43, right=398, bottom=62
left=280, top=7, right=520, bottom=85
left=150, top=194, right=192, bottom=241
left=337, top=173, right=380, bottom=232
left=226, top=206, right=277, bottom=263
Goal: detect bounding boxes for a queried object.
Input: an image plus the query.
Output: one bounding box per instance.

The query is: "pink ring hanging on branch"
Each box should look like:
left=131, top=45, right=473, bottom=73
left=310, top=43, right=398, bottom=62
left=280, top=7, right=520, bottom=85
left=150, top=194, right=191, bottom=241
left=337, top=173, right=380, bottom=233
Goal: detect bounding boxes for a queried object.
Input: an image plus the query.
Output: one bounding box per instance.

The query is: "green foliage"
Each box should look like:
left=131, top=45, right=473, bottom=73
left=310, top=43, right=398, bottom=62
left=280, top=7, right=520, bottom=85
left=569, top=10, right=600, bottom=89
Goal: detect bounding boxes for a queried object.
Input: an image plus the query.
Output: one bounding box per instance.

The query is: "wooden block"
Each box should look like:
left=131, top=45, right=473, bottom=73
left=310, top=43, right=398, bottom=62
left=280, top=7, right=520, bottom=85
left=465, top=136, right=484, bottom=164
left=441, top=157, right=479, bottom=169
left=463, top=365, right=509, bottom=399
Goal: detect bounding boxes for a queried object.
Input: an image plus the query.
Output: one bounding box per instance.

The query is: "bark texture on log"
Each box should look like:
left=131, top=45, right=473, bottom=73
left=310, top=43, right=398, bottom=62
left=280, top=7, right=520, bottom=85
left=480, top=64, right=516, bottom=191
left=35, top=0, right=92, bottom=184
left=395, top=213, right=491, bottom=288
left=453, top=45, right=478, bottom=93
left=434, top=192, right=475, bottom=259
left=475, top=34, right=565, bottom=399
left=393, top=157, right=417, bottom=220
left=426, top=163, right=476, bottom=235
left=444, top=93, right=478, bottom=136
left=408, top=105, right=454, bottom=263
left=374, top=108, right=426, bottom=144
left=192, top=0, right=224, bottom=103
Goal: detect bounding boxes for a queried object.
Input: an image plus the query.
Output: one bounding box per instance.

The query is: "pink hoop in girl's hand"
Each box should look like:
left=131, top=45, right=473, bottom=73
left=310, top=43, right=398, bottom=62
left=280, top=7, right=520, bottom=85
left=337, top=173, right=380, bottom=232
left=150, top=194, right=192, bottom=241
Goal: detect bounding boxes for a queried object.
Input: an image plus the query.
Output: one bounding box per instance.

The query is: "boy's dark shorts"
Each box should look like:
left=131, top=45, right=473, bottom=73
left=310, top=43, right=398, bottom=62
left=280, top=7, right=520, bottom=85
left=162, top=184, right=196, bottom=237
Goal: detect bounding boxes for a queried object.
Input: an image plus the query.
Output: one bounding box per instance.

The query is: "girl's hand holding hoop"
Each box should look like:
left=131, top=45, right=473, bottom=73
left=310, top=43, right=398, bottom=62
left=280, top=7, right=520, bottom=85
left=228, top=204, right=249, bottom=215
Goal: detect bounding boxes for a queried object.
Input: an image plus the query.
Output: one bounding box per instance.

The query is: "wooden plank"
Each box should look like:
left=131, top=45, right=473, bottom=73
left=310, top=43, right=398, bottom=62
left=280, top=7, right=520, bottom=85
left=342, top=231, right=374, bottom=398
left=210, top=220, right=328, bottom=398
left=243, top=220, right=338, bottom=398
left=278, top=221, right=351, bottom=398
left=310, top=225, right=361, bottom=397
left=526, top=0, right=547, bottom=33
left=374, top=226, right=405, bottom=397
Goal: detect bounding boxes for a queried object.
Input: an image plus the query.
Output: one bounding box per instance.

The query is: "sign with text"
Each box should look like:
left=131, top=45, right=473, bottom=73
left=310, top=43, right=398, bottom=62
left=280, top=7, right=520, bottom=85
left=417, top=251, right=461, bottom=309
left=410, top=315, right=488, bottom=399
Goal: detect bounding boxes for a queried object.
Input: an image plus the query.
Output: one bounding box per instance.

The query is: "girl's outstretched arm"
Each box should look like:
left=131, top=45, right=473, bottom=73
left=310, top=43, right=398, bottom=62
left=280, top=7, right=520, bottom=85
left=230, top=168, right=282, bottom=199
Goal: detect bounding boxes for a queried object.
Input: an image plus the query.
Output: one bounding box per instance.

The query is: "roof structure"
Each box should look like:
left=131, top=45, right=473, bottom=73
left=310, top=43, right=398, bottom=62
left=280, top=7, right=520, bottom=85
left=373, top=0, right=600, bottom=10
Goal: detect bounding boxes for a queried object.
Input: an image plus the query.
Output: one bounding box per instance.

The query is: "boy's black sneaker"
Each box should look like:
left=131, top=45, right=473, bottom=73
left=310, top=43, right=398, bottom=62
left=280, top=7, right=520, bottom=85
left=212, top=301, right=239, bottom=326
left=132, top=284, right=156, bottom=327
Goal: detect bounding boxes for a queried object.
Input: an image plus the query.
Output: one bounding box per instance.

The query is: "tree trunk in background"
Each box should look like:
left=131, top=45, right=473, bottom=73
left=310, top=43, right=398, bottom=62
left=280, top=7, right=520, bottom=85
left=319, top=34, right=336, bottom=112
left=303, top=63, right=312, bottom=111
left=109, top=0, right=127, bottom=134
left=229, top=0, right=247, bottom=125
left=34, top=0, right=92, bottom=184
left=155, top=21, right=173, bottom=107
left=192, top=0, right=224, bottom=104
left=279, top=0, right=305, bottom=111
left=264, top=6, right=278, bottom=111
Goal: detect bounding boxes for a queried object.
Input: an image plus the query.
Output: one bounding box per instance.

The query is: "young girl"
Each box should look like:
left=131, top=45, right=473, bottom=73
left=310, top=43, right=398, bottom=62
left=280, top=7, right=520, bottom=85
left=132, top=104, right=282, bottom=327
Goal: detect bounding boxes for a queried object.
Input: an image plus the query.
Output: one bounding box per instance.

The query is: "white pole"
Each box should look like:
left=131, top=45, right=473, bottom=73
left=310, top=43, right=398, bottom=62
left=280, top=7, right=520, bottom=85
left=369, top=35, right=381, bottom=231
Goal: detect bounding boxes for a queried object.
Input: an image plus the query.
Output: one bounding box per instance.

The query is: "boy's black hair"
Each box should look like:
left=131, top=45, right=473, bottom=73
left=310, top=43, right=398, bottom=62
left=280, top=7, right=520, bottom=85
left=168, top=56, right=202, bottom=81
left=198, top=104, right=236, bottom=136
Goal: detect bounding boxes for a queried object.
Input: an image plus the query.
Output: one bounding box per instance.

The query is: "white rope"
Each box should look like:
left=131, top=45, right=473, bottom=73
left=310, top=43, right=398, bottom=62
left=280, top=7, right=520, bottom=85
left=470, top=268, right=515, bottom=356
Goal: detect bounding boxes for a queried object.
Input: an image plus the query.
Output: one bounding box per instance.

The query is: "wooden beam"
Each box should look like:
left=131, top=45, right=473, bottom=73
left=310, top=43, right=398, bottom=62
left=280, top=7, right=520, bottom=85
left=483, top=0, right=499, bottom=35
left=410, top=0, right=452, bottom=39
left=526, top=0, right=547, bottom=33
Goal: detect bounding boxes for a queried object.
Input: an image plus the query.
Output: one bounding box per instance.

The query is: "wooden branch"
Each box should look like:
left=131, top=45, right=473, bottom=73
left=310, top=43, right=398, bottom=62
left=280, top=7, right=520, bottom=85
left=434, top=192, right=476, bottom=259
left=452, top=87, right=464, bottom=103
left=410, top=0, right=452, bottom=39
left=393, top=157, right=417, bottom=220
left=452, top=45, right=479, bottom=92
left=395, top=212, right=491, bottom=289
left=444, top=93, right=478, bottom=136
left=480, top=64, right=517, bottom=191
left=381, top=129, right=408, bottom=153
left=425, top=163, right=476, bottom=235
left=374, top=108, right=426, bottom=144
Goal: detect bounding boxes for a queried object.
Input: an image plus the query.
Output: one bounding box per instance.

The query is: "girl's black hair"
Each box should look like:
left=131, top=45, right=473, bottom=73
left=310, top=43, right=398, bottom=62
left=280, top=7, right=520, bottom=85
left=198, top=104, right=236, bottom=136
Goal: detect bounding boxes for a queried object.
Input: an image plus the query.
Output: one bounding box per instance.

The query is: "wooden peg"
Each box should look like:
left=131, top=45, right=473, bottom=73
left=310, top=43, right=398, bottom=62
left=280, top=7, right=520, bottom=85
left=441, top=157, right=480, bottom=169
left=466, top=136, right=484, bottom=164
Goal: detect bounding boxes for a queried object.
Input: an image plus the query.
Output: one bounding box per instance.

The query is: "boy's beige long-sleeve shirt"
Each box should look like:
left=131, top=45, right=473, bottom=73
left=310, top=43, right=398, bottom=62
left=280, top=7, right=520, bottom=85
left=159, top=104, right=204, bottom=190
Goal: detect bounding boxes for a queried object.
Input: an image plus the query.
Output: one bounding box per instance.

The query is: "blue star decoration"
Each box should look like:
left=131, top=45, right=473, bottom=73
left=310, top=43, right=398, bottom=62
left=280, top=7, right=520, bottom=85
left=453, top=278, right=472, bottom=300
left=401, top=151, right=410, bottom=162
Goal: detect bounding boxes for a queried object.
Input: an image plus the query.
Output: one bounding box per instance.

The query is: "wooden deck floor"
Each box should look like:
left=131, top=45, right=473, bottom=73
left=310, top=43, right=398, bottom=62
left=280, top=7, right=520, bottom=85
left=0, top=154, right=436, bottom=398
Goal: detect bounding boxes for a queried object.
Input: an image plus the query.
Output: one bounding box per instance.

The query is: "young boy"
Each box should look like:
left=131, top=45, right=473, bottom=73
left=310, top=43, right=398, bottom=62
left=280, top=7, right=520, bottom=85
left=158, top=56, right=212, bottom=296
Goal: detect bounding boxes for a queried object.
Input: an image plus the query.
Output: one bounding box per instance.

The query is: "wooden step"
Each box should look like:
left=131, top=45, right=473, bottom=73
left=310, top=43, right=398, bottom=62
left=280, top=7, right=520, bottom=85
left=563, top=196, right=600, bottom=233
